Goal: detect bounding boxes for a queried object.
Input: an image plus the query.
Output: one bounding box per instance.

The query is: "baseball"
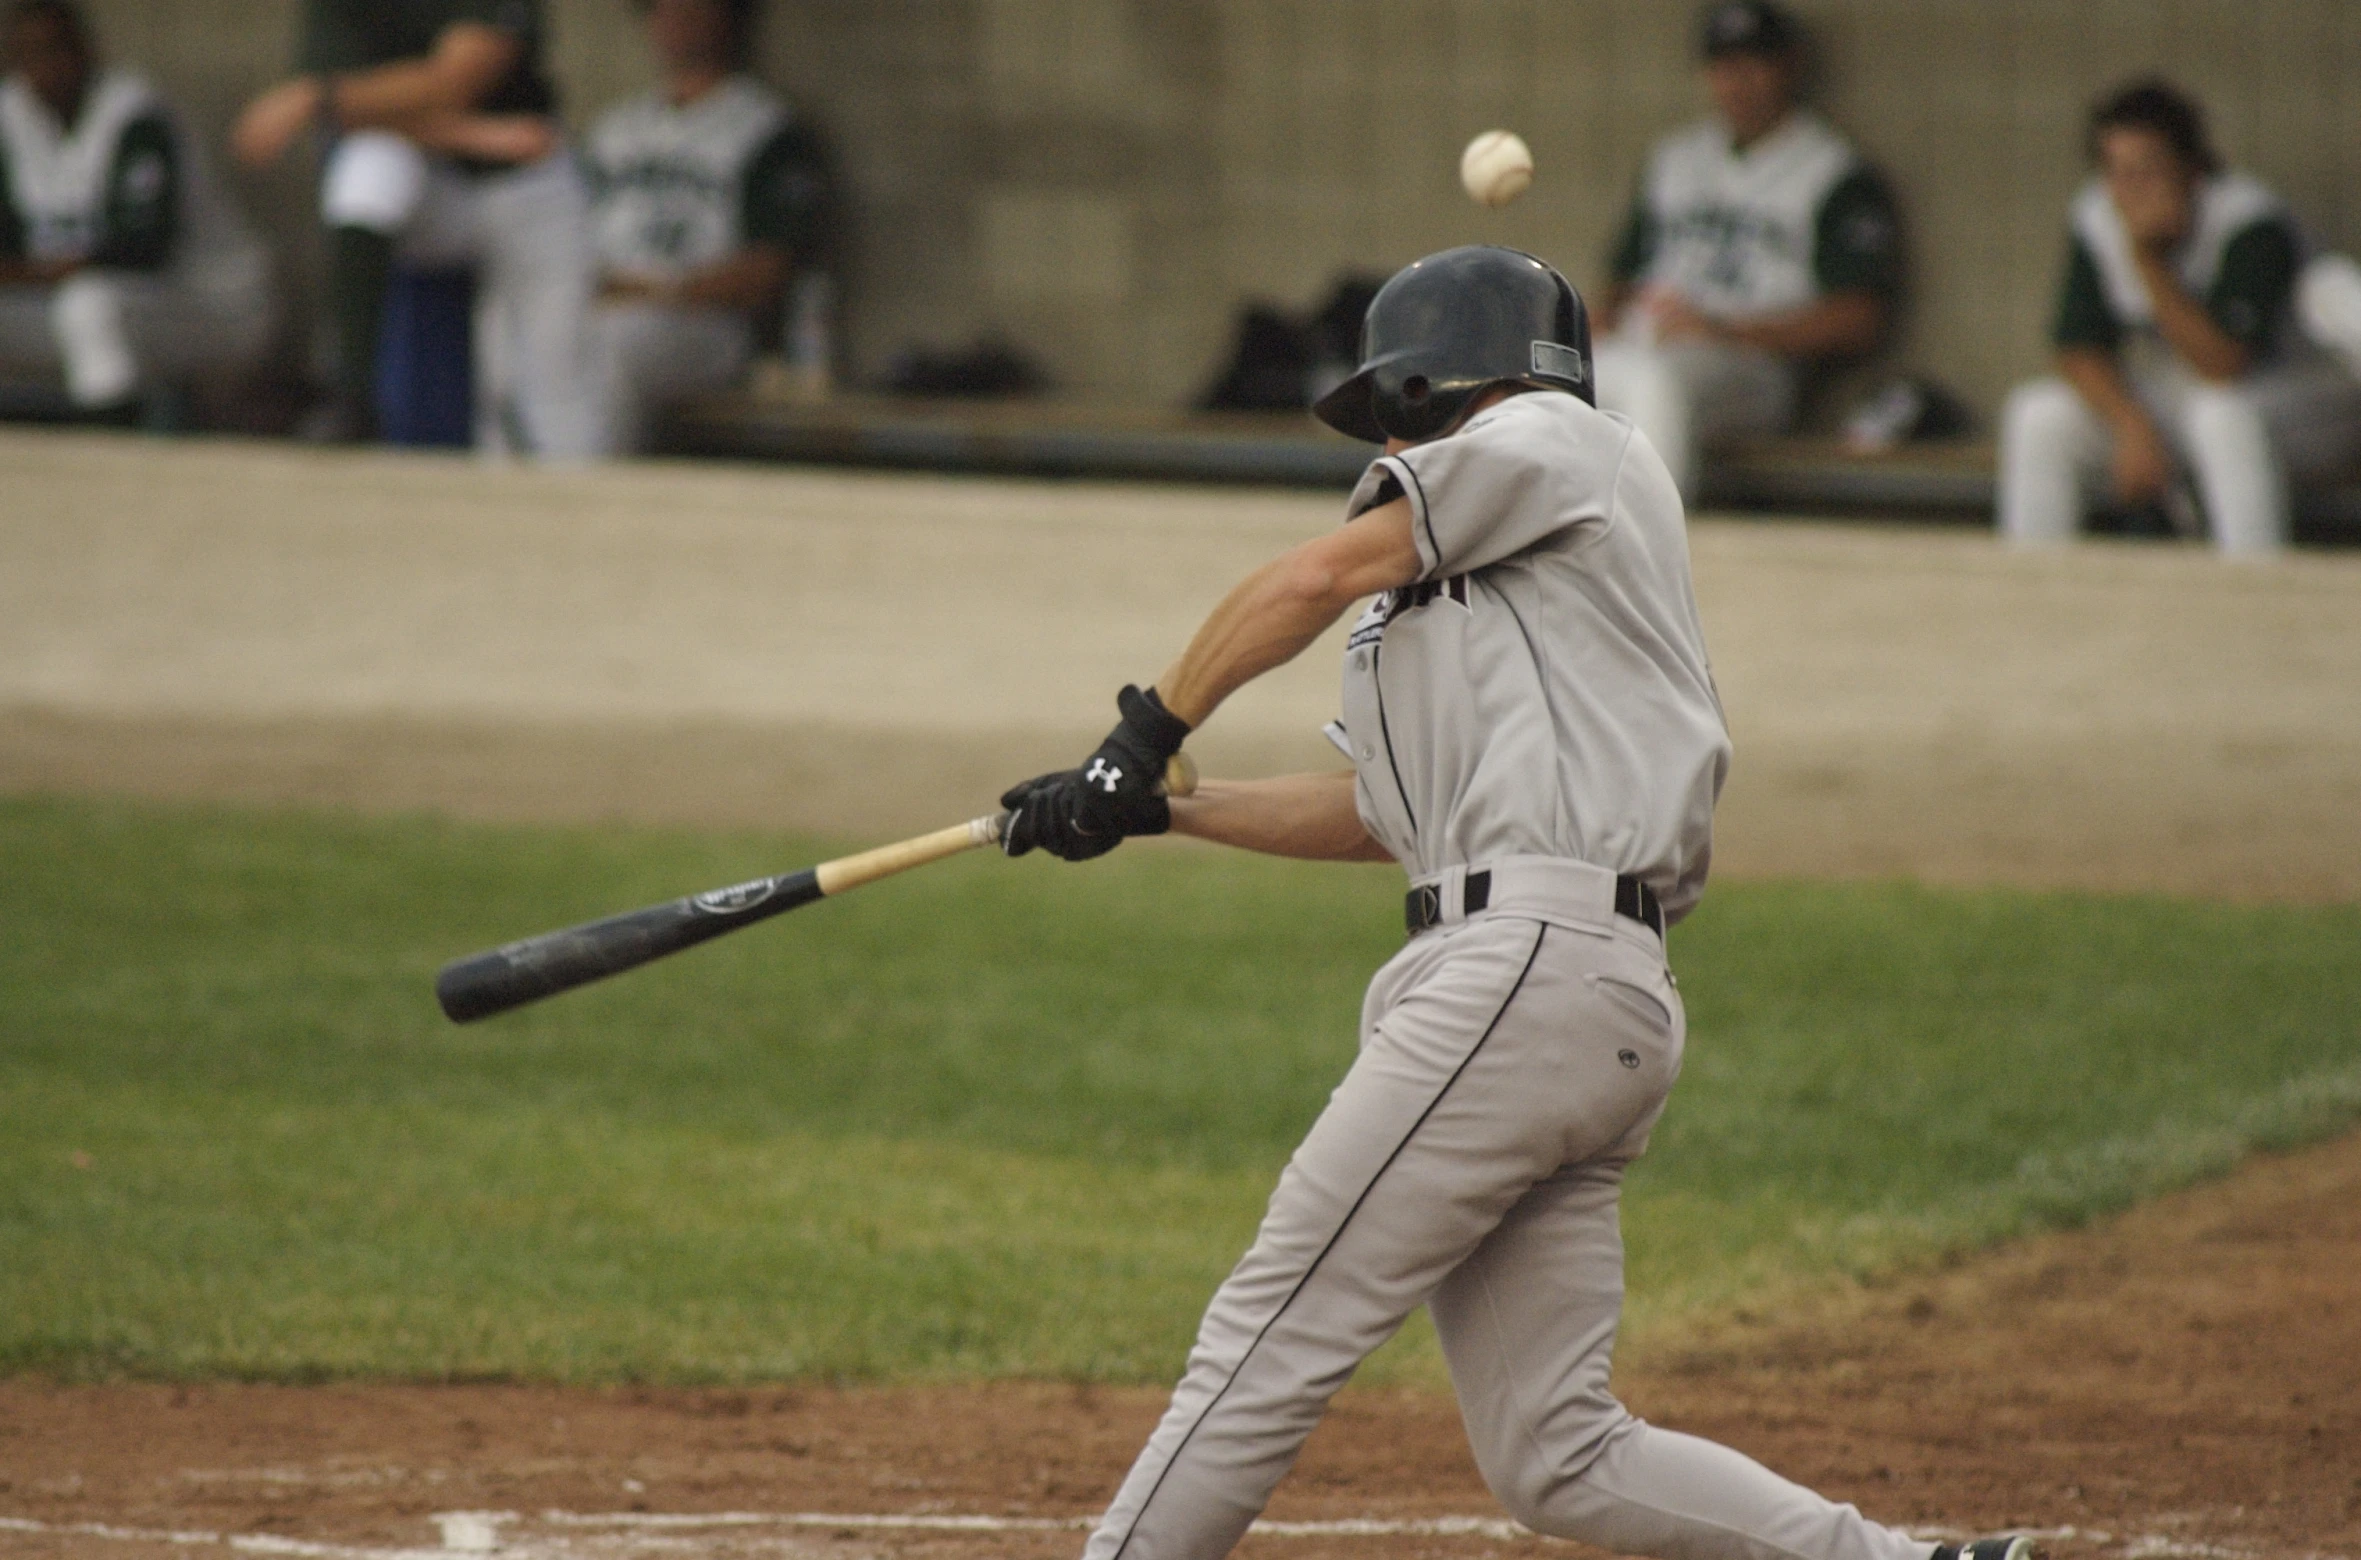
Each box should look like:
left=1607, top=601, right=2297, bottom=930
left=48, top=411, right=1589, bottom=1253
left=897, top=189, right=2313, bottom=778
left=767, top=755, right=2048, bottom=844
left=1460, top=129, right=1534, bottom=208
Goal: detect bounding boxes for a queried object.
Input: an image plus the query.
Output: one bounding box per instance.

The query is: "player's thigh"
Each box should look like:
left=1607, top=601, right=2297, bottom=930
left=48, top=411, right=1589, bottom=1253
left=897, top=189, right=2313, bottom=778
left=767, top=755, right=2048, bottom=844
left=599, top=306, right=752, bottom=402
left=477, top=156, right=593, bottom=288
left=1668, top=341, right=1795, bottom=444
left=2003, top=376, right=2111, bottom=483
left=2246, top=359, right=2361, bottom=484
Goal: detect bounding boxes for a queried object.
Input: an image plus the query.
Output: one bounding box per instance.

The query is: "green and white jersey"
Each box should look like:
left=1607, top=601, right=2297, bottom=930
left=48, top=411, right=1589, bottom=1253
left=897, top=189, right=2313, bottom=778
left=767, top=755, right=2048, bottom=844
left=2053, top=172, right=2304, bottom=362
left=0, top=69, right=172, bottom=266
left=1610, top=109, right=1898, bottom=319
left=1330, top=391, right=1730, bottom=922
left=0, top=68, right=260, bottom=290
left=586, top=76, right=828, bottom=278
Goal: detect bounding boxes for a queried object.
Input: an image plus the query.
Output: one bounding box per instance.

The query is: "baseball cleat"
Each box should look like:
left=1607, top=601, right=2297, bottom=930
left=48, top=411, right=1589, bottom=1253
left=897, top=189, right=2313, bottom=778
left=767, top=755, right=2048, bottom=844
left=1932, top=1539, right=2036, bottom=1560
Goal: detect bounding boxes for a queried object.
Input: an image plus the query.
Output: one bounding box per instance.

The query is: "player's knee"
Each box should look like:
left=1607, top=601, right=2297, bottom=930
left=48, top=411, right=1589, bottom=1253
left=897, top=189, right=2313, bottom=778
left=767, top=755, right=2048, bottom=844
left=2000, top=378, right=2081, bottom=453
left=2181, top=383, right=2266, bottom=451
left=49, top=272, right=127, bottom=348
left=1464, top=1399, right=1631, bottom=1534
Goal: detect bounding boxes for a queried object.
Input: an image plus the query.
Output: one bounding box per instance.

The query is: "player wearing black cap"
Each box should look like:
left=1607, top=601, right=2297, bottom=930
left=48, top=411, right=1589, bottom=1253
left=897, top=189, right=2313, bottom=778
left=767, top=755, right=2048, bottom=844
left=1594, top=0, right=1899, bottom=498
left=1000, top=245, right=2030, bottom=1560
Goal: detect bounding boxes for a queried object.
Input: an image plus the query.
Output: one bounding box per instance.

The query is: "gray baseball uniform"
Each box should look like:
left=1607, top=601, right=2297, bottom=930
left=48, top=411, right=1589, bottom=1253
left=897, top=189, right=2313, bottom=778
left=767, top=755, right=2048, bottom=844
left=1083, top=390, right=1934, bottom=1560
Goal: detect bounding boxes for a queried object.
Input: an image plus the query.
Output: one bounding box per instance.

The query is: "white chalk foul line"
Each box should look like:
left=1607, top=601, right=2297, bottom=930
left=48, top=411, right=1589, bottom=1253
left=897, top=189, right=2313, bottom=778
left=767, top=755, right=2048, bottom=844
left=535, top=1509, right=1531, bottom=1541
left=0, top=1510, right=1531, bottom=1553
left=5, top=1510, right=2344, bottom=1560
left=0, top=1516, right=446, bottom=1560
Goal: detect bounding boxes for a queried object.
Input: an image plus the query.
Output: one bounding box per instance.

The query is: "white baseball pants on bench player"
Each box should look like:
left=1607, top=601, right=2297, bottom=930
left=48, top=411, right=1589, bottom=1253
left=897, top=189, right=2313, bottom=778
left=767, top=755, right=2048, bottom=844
left=1998, top=351, right=2361, bottom=558
left=1083, top=859, right=1932, bottom=1560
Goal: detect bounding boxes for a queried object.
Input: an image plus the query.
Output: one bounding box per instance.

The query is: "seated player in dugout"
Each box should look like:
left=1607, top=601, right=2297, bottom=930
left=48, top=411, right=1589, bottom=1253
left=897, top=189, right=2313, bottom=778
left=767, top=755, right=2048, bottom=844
left=1998, top=78, right=2361, bottom=558
left=234, top=0, right=595, bottom=456
left=995, top=245, right=2032, bottom=1560
left=582, top=0, right=831, bottom=456
left=1593, top=0, right=1899, bottom=498
left=0, top=0, right=270, bottom=419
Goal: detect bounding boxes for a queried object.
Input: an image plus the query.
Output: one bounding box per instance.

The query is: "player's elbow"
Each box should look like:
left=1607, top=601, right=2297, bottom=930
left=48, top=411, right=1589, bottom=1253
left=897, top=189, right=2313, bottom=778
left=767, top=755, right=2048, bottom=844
left=1272, top=553, right=1352, bottom=616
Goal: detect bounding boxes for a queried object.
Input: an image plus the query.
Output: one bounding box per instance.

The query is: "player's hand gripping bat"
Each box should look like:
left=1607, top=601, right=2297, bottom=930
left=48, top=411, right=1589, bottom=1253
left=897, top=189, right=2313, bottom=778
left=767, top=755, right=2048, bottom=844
left=434, top=753, right=1199, bottom=1024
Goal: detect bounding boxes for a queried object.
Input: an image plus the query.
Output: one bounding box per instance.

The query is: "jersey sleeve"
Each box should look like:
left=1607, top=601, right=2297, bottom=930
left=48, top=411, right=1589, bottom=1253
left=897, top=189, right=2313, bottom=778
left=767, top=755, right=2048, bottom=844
left=2051, top=236, right=2119, bottom=351
left=2208, top=218, right=2298, bottom=353
left=1367, top=399, right=1614, bottom=580
left=1811, top=166, right=1901, bottom=299
left=740, top=120, right=831, bottom=257
left=88, top=114, right=178, bottom=271
left=0, top=137, right=25, bottom=260
left=1607, top=186, right=1656, bottom=286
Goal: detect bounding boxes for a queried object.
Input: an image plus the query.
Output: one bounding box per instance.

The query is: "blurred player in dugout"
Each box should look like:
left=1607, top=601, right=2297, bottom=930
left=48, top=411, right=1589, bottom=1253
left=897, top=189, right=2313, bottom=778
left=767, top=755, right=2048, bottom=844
left=0, top=0, right=270, bottom=418
left=1593, top=0, right=1899, bottom=499
left=583, top=0, right=830, bottom=456
left=1999, top=79, right=2361, bottom=558
left=234, top=0, right=595, bottom=456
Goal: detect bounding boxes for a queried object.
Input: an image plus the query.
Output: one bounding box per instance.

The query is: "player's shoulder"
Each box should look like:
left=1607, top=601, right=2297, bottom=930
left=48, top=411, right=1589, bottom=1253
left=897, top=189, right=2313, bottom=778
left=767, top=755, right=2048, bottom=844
left=1402, top=390, right=1635, bottom=501
left=2198, top=169, right=2291, bottom=240
left=588, top=88, right=667, bottom=147
left=1645, top=119, right=1729, bottom=180
left=706, top=75, right=793, bottom=137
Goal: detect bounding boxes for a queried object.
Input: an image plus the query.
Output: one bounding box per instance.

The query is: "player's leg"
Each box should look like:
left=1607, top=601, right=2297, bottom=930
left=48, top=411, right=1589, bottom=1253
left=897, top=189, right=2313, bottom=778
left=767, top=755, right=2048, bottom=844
left=1593, top=340, right=1698, bottom=497
left=1997, top=377, right=2108, bottom=545
left=2169, top=381, right=2288, bottom=558
left=46, top=270, right=147, bottom=408
left=319, top=132, right=431, bottom=439
left=2297, top=254, right=2361, bottom=381
left=1434, top=1160, right=1930, bottom=1560
left=1084, top=918, right=1675, bottom=1560
left=1666, top=340, right=1798, bottom=467
left=586, top=302, right=754, bottom=456
left=474, top=153, right=598, bottom=460
left=59, top=269, right=272, bottom=408
left=2220, top=356, right=2361, bottom=546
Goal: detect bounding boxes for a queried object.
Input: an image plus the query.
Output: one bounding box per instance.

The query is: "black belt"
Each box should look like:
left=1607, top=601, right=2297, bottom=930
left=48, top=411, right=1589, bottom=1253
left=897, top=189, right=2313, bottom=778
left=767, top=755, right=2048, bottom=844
left=1405, top=869, right=1664, bottom=939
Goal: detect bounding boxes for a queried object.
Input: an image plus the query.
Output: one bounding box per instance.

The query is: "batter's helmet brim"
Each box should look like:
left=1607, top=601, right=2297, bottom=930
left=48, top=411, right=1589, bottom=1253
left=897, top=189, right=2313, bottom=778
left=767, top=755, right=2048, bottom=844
left=1313, top=365, right=1386, bottom=444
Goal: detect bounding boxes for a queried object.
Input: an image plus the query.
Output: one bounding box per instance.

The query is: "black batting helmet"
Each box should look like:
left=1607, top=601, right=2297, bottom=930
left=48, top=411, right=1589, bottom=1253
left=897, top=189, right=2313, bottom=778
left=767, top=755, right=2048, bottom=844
left=1312, top=245, right=1592, bottom=444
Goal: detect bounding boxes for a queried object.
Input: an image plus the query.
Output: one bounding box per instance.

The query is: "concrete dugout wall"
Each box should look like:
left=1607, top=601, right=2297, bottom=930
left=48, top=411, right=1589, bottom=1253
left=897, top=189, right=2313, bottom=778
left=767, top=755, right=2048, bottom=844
left=70, top=0, right=2361, bottom=421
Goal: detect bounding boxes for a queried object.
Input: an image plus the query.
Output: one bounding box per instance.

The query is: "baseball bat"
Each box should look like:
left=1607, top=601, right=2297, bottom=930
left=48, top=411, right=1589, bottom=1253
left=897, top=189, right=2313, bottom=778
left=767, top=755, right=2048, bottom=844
left=434, top=752, right=1199, bottom=1024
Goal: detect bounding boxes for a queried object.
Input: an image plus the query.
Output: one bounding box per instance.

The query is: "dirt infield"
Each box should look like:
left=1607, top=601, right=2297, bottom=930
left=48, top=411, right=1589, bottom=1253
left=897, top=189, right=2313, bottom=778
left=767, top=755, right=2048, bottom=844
left=1, top=1130, right=2355, bottom=1560
left=5, top=429, right=2361, bottom=897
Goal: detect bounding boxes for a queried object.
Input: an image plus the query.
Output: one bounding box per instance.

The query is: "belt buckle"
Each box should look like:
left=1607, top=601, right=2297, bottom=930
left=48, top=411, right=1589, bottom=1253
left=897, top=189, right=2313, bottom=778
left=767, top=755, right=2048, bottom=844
left=1406, top=883, right=1443, bottom=935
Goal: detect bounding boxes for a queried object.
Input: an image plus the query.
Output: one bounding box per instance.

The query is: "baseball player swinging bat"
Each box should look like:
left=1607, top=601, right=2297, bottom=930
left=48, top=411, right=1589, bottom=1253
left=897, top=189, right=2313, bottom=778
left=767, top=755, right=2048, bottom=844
left=433, top=752, right=1198, bottom=1024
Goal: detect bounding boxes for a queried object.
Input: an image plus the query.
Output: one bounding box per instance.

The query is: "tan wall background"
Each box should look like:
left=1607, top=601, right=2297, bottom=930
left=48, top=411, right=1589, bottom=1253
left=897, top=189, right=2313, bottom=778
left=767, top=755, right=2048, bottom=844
left=70, top=0, right=2361, bottom=422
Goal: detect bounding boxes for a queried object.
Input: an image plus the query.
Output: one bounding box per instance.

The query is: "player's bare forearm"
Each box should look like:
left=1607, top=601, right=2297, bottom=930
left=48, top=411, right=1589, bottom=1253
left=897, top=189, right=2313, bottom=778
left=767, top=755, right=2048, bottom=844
left=1155, top=499, right=1422, bottom=728
left=1168, top=771, right=1391, bottom=862
left=2058, top=347, right=2149, bottom=433
left=2134, top=252, right=2249, bottom=382
left=1721, top=291, right=1885, bottom=358
left=332, top=25, right=524, bottom=128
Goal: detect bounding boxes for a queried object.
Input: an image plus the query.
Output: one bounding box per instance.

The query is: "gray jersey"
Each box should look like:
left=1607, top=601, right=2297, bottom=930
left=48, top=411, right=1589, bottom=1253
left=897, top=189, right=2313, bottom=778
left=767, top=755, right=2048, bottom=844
left=1331, top=390, right=1730, bottom=921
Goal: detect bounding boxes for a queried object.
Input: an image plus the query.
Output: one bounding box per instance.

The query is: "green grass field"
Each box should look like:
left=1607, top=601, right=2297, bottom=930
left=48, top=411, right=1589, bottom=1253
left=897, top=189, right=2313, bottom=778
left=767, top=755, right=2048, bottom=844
left=3, top=795, right=2356, bottom=1384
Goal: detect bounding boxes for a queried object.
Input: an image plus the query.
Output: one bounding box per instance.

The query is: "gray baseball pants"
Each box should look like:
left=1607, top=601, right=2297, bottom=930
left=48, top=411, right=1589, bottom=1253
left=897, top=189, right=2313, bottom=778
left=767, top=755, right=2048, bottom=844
left=1084, top=858, right=1932, bottom=1560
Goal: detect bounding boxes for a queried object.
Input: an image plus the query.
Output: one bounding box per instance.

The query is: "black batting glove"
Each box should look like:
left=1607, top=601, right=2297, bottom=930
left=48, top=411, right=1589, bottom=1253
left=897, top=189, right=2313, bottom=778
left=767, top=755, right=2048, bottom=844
left=999, top=770, right=1123, bottom=861
left=1072, top=685, right=1191, bottom=839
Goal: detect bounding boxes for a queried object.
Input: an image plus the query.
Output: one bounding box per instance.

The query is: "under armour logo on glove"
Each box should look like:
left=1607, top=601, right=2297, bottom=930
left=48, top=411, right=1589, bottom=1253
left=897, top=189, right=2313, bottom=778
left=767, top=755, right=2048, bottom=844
left=1084, top=758, right=1124, bottom=793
